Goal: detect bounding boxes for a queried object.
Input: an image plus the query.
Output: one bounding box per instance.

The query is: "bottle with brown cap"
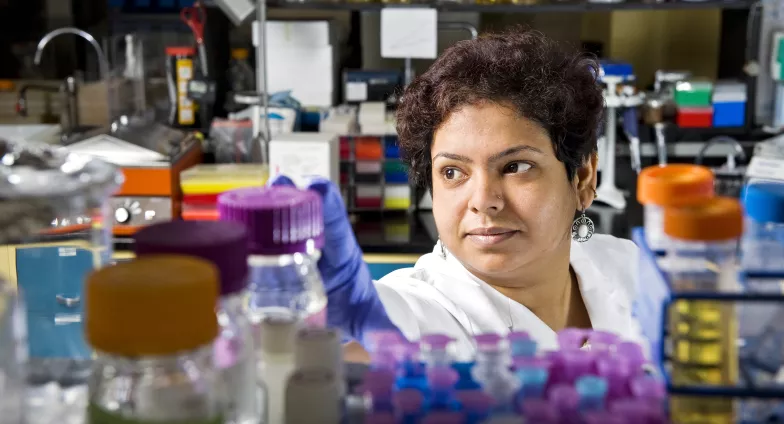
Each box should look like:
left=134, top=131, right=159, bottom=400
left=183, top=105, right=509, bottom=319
left=84, top=256, right=222, bottom=424
left=637, top=164, right=715, bottom=252
left=662, top=196, right=742, bottom=424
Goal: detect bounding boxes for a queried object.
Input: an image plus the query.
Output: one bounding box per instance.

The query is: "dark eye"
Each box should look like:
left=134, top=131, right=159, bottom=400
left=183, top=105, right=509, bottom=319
left=504, top=162, right=532, bottom=174
left=443, top=167, right=465, bottom=180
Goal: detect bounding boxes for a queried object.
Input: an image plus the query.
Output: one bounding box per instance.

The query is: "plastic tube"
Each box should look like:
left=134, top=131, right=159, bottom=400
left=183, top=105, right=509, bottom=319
left=575, top=375, right=609, bottom=412
left=427, top=367, right=460, bottom=411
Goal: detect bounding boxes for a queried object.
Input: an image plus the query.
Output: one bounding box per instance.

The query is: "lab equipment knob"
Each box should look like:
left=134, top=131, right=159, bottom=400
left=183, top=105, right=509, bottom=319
left=114, top=207, right=132, bottom=224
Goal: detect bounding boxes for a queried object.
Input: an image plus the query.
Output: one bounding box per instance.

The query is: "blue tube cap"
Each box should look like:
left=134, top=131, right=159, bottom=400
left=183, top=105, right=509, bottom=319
left=744, top=182, right=784, bottom=224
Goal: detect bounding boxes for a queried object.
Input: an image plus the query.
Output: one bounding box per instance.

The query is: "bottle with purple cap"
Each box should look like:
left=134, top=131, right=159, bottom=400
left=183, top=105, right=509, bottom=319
left=362, top=369, right=398, bottom=412
left=575, top=375, right=608, bottom=412
left=133, top=221, right=260, bottom=424
left=596, top=354, right=633, bottom=401
left=471, top=334, right=520, bottom=413
left=513, top=357, right=550, bottom=400
left=394, top=389, right=425, bottom=424
left=559, top=350, right=595, bottom=385
left=519, top=398, right=559, bottom=424
left=421, top=334, right=456, bottom=368
left=548, top=384, right=581, bottom=424
left=456, top=390, right=494, bottom=424
left=427, top=367, right=461, bottom=411
left=218, top=186, right=327, bottom=327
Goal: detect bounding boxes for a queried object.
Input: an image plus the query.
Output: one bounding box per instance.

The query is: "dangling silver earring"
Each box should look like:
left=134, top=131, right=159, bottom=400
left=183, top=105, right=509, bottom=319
left=571, top=208, right=595, bottom=243
left=438, top=237, right=447, bottom=259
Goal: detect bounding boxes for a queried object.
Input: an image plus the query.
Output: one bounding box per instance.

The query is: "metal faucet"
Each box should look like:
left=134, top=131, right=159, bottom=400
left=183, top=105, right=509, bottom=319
left=16, top=77, right=79, bottom=143
left=33, top=28, right=113, bottom=130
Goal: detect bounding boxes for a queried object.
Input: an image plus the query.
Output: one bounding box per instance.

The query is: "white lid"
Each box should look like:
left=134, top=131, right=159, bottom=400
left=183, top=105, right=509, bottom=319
left=285, top=369, right=341, bottom=424
left=295, top=327, right=343, bottom=378
left=259, top=314, right=300, bottom=355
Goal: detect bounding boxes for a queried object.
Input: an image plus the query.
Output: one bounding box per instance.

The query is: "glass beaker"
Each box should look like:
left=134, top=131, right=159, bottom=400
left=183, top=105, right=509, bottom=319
left=0, top=138, right=122, bottom=423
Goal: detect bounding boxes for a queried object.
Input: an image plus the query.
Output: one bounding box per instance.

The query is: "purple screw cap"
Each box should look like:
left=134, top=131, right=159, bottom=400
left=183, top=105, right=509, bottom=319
left=520, top=399, right=559, bottom=423
left=394, top=389, right=424, bottom=414
left=364, top=412, right=396, bottom=424
left=427, top=367, right=458, bottom=389
left=218, top=186, right=324, bottom=255
left=588, top=331, right=620, bottom=351
left=630, top=376, right=666, bottom=400
left=456, top=390, right=495, bottom=413
left=617, top=341, right=647, bottom=372
left=557, top=328, right=589, bottom=351
left=421, top=334, right=454, bottom=350
left=507, top=331, right=531, bottom=342
left=548, top=384, right=580, bottom=410
left=583, top=412, right=626, bottom=424
left=560, top=350, right=595, bottom=384
left=367, top=331, right=404, bottom=353
left=474, top=333, right=503, bottom=348
left=133, top=220, right=248, bottom=295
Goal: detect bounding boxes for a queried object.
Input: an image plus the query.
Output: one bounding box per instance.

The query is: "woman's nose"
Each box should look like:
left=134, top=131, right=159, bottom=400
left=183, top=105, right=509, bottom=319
left=468, top=179, right=504, bottom=214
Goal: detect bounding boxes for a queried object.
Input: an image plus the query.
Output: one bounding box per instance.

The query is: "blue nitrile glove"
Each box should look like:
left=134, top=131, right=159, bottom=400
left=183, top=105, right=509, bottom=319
left=268, top=175, right=402, bottom=346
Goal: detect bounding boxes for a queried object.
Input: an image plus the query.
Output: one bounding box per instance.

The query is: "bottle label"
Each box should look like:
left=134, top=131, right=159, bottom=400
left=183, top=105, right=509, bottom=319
left=88, top=404, right=222, bottom=424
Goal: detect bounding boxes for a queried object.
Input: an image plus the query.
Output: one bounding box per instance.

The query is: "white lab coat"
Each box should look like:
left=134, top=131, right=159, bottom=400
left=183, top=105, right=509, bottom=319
left=374, top=234, right=642, bottom=360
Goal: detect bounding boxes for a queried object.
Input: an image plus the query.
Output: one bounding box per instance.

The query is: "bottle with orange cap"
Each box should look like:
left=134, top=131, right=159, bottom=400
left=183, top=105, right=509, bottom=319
left=84, top=256, right=223, bottom=424
left=661, top=196, right=743, bottom=424
left=637, top=164, right=715, bottom=252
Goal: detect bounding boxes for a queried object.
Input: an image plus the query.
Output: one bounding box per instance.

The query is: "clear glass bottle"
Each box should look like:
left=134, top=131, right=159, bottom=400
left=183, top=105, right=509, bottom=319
left=470, top=334, right=519, bottom=413
left=85, top=256, right=223, bottom=424
left=0, top=138, right=121, bottom=423
left=637, top=164, right=715, bottom=252
left=740, top=181, right=784, bottom=280
left=0, top=276, right=26, bottom=424
left=133, top=221, right=261, bottom=424
left=661, top=197, right=743, bottom=424
left=218, top=186, right=327, bottom=328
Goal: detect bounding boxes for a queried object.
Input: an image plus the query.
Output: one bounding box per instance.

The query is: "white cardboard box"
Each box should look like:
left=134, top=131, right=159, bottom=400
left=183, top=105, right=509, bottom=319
left=269, top=132, right=340, bottom=185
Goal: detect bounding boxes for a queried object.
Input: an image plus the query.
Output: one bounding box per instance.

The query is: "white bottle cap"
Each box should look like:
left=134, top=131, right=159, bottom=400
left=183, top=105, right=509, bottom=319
left=285, top=369, right=341, bottom=424
left=295, top=328, right=343, bottom=374
left=259, top=314, right=300, bottom=356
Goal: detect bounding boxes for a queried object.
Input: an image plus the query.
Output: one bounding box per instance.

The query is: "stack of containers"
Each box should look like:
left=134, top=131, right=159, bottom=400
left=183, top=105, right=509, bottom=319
left=675, top=79, right=714, bottom=128
left=637, top=164, right=716, bottom=252
left=712, top=81, right=747, bottom=128
left=741, top=182, right=784, bottom=287
left=179, top=164, right=268, bottom=221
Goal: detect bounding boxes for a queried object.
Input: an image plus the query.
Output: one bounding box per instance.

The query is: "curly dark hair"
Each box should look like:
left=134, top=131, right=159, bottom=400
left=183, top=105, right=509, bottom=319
left=395, top=28, right=604, bottom=189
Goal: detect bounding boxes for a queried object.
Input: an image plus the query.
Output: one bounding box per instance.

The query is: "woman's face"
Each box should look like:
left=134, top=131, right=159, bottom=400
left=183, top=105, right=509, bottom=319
left=431, top=102, right=595, bottom=282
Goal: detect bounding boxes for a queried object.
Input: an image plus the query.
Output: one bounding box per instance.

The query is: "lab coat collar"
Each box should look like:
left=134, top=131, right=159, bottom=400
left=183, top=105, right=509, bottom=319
left=418, top=239, right=633, bottom=342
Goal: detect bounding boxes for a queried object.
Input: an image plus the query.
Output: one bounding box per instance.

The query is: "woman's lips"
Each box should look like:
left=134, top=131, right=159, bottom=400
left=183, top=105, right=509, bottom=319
left=465, top=230, right=519, bottom=246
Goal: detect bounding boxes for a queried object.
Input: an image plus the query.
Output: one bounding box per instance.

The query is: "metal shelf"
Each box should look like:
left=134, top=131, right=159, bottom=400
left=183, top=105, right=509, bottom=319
left=267, top=0, right=754, bottom=13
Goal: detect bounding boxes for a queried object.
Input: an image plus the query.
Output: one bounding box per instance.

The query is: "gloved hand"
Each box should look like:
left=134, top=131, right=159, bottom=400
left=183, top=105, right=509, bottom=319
left=269, top=175, right=402, bottom=347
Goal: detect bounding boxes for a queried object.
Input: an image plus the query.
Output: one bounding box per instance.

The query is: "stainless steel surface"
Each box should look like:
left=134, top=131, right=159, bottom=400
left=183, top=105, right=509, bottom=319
left=63, top=77, right=80, bottom=143
left=404, top=57, right=414, bottom=87
left=439, top=22, right=479, bottom=41
left=34, top=28, right=114, bottom=127
left=654, top=122, right=668, bottom=165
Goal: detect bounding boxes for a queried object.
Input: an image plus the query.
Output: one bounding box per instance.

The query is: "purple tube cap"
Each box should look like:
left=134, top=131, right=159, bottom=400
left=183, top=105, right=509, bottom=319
left=507, top=331, right=531, bottom=342
left=427, top=367, right=459, bottom=389
left=548, top=384, right=580, bottom=409
left=367, top=331, right=404, bottom=352
left=512, top=356, right=552, bottom=371
left=394, top=389, right=424, bottom=413
left=610, top=399, right=661, bottom=417
left=364, top=412, right=396, bottom=424
left=597, top=354, right=632, bottom=377
left=456, top=390, right=495, bottom=413
left=630, top=376, right=666, bottom=400
left=583, top=411, right=627, bottom=424
left=557, top=328, right=589, bottom=351
left=588, top=330, right=620, bottom=350
left=617, top=341, right=647, bottom=366
left=422, top=412, right=464, bottom=424
left=218, top=186, right=325, bottom=255
left=133, top=220, right=248, bottom=295
left=474, top=333, right=503, bottom=347
left=421, top=334, right=454, bottom=350
left=520, top=399, right=559, bottom=423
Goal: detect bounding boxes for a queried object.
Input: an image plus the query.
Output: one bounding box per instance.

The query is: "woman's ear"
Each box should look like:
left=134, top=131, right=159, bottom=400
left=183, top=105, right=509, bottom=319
left=574, top=152, right=598, bottom=210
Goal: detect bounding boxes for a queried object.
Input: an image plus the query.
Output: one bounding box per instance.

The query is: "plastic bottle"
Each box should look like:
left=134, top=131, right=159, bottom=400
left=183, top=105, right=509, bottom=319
left=637, top=164, right=715, bottom=252
left=394, top=389, right=425, bottom=424
left=421, top=334, right=455, bottom=366
left=362, top=369, right=397, bottom=412
left=427, top=367, right=460, bottom=411
left=662, top=196, right=743, bottom=424
left=587, top=330, right=620, bottom=352
left=258, top=315, right=299, bottom=424
left=295, top=327, right=344, bottom=394
left=133, top=221, right=260, bottom=424
left=397, top=341, right=428, bottom=391
left=740, top=182, right=784, bottom=277
left=471, top=334, right=520, bottom=413
left=611, top=399, right=667, bottom=424
left=557, top=328, right=589, bottom=351
left=575, top=375, right=608, bottom=412
left=455, top=390, right=494, bottom=424
left=629, top=376, right=667, bottom=410
left=548, top=385, right=580, bottom=424
left=507, top=332, right=536, bottom=358
left=218, top=186, right=327, bottom=327
left=512, top=357, right=550, bottom=400
left=229, top=48, right=255, bottom=94
left=582, top=411, right=626, bottom=424
left=595, top=354, right=632, bottom=402
left=421, top=411, right=465, bottom=424
left=285, top=369, right=341, bottom=424
left=519, top=399, right=559, bottom=424
left=84, top=256, right=222, bottom=424
left=559, top=350, right=595, bottom=385
left=616, top=341, right=648, bottom=375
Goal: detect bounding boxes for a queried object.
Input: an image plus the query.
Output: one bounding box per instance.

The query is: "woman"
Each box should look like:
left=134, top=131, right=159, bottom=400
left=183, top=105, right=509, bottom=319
left=273, top=28, right=641, bottom=359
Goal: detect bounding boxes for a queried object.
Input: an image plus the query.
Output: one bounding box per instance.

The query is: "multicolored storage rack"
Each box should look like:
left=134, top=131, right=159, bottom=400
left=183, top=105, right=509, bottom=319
left=340, top=135, right=412, bottom=213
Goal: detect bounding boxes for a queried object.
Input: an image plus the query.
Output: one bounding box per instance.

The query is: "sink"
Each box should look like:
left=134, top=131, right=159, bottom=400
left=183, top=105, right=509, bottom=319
left=0, top=125, right=61, bottom=144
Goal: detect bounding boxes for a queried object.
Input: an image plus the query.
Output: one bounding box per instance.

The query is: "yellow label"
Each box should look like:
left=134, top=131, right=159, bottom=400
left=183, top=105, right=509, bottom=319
left=175, top=58, right=195, bottom=126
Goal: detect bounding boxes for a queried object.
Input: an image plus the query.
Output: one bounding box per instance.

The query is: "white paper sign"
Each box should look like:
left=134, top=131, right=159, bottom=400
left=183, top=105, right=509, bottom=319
left=381, top=8, right=438, bottom=60
left=346, top=82, right=368, bottom=102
